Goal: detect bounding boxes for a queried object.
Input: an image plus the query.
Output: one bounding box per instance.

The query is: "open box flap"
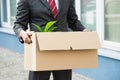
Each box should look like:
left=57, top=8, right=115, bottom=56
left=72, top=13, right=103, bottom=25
left=68, top=32, right=101, bottom=50
left=36, top=32, right=101, bottom=51
left=36, top=32, right=70, bottom=50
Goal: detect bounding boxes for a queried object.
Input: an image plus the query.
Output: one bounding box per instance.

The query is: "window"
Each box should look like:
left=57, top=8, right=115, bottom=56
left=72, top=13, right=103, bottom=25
left=104, top=0, right=120, bottom=43
left=1, top=0, right=17, bottom=28
left=75, top=0, right=96, bottom=31
left=2, top=0, right=8, bottom=22
left=76, top=0, right=120, bottom=51
left=96, top=0, right=120, bottom=51
left=81, top=0, right=96, bottom=31
left=10, top=0, right=17, bottom=26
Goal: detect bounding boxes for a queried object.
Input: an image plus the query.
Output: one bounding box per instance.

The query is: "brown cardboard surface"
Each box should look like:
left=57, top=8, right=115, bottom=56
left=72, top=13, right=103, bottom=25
left=36, top=32, right=101, bottom=50
left=24, top=32, right=100, bottom=71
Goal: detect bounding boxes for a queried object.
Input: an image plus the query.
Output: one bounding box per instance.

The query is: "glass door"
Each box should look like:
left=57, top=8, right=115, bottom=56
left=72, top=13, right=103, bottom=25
left=81, top=0, right=96, bottom=31
left=104, top=0, right=120, bottom=43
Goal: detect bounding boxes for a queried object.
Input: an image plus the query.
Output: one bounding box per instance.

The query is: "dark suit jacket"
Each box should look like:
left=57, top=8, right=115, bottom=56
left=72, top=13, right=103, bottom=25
left=14, top=0, right=85, bottom=36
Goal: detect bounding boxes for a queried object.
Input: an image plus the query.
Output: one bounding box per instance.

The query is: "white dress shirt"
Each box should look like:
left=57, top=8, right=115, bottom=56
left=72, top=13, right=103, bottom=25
left=47, top=0, right=59, bottom=10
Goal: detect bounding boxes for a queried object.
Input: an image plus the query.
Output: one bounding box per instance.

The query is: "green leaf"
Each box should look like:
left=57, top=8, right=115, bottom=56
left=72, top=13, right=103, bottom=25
left=32, top=23, right=43, bottom=32
left=47, top=27, right=57, bottom=32
left=44, top=21, right=56, bottom=32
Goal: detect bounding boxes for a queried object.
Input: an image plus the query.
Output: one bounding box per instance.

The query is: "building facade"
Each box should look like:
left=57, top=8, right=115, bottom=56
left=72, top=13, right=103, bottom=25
left=0, top=0, right=120, bottom=80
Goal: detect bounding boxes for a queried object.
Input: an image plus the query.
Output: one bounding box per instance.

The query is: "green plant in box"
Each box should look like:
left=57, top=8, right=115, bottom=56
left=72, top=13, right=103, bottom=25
left=32, top=21, right=57, bottom=32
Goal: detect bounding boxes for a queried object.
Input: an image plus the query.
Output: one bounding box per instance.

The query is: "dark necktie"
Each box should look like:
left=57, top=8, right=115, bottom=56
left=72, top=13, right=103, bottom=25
left=48, top=0, right=58, bottom=20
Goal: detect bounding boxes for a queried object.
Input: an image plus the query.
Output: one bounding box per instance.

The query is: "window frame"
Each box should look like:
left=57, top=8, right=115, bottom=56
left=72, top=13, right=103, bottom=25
left=96, top=0, right=120, bottom=51
left=75, top=0, right=120, bottom=60
left=75, top=0, right=81, bottom=20
left=1, top=0, right=18, bottom=28
left=1, top=0, right=11, bottom=28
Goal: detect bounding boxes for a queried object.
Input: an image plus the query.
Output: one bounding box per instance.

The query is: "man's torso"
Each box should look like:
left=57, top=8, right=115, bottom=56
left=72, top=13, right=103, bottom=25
left=26, top=0, right=72, bottom=31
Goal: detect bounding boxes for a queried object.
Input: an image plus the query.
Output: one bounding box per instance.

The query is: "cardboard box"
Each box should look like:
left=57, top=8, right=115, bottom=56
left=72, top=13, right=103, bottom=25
left=24, top=32, right=101, bottom=71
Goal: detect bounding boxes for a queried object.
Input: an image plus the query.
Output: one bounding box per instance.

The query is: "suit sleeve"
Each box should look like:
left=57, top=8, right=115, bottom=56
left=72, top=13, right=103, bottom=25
left=67, top=0, right=85, bottom=31
left=13, top=0, right=29, bottom=37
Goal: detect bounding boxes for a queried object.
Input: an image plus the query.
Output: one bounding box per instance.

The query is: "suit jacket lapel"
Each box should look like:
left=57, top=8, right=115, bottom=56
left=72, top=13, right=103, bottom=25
left=40, top=0, right=51, bottom=11
left=40, top=0, right=64, bottom=20
left=58, top=0, right=63, bottom=14
left=57, top=0, right=64, bottom=20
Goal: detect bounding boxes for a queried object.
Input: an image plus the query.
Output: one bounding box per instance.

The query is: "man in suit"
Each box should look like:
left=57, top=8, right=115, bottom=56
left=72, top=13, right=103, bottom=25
left=13, top=0, right=88, bottom=80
